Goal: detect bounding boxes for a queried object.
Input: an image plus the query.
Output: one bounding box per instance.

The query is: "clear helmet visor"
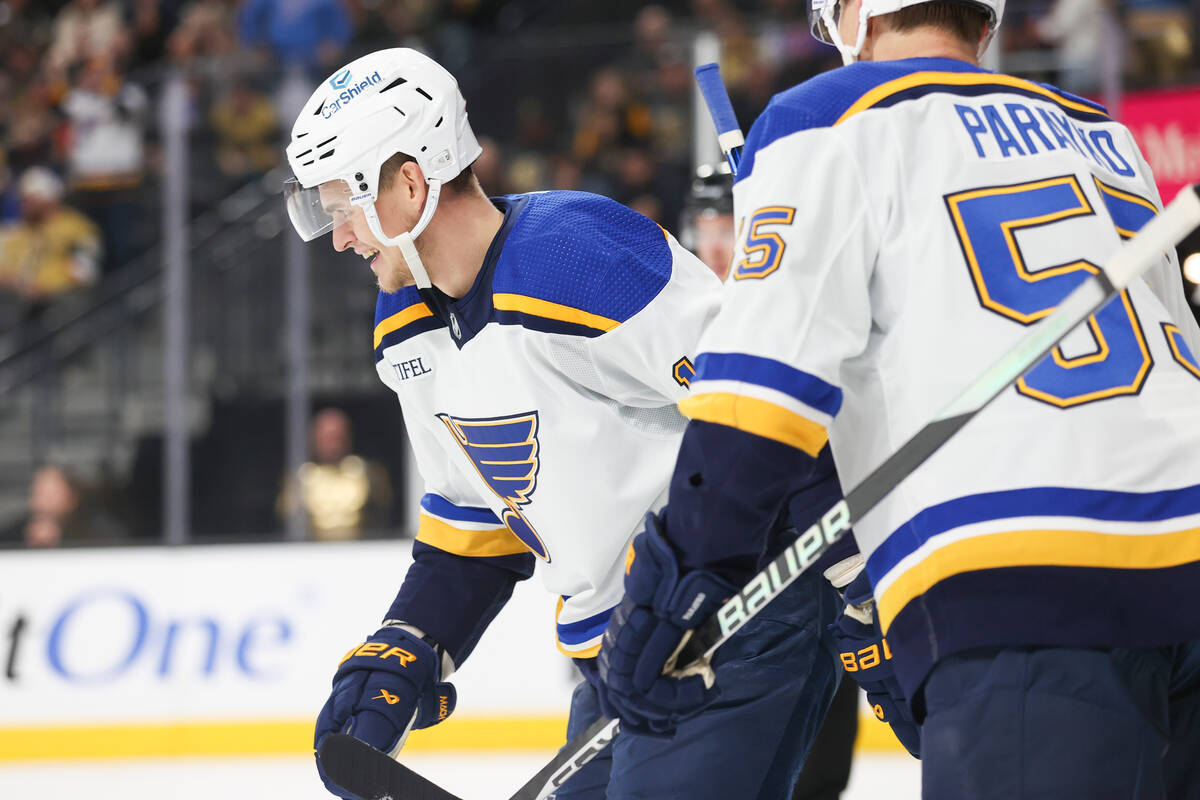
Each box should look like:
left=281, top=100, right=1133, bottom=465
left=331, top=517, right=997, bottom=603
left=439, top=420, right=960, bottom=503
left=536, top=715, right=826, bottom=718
left=809, top=0, right=842, bottom=44
left=283, top=177, right=354, bottom=242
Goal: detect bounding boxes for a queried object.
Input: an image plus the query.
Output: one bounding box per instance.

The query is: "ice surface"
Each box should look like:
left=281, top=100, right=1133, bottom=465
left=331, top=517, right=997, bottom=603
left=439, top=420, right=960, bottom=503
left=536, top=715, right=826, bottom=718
left=0, top=751, right=920, bottom=799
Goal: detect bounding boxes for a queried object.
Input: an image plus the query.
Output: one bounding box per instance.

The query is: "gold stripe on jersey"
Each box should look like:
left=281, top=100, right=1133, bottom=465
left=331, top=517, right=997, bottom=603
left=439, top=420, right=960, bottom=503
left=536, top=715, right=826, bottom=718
left=1093, top=179, right=1160, bottom=239
left=416, top=512, right=530, bottom=558
left=876, top=524, right=1200, bottom=630
left=1164, top=323, right=1200, bottom=381
left=679, top=392, right=828, bottom=457
left=493, top=293, right=620, bottom=332
left=374, top=302, right=434, bottom=348
left=835, top=72, right=1110, bottom=127
left=558, top=641, right=602, bottom=658
left=554, top=596, right=604, bottom=658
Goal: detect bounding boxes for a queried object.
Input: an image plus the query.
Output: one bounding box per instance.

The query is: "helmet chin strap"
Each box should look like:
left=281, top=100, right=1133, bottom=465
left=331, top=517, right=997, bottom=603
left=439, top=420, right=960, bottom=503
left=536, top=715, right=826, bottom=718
left=824, top=1, right=871, bottom=64
left=978, top=26, right=998, bottom=59
left=363, top=179, right=443, bottom=290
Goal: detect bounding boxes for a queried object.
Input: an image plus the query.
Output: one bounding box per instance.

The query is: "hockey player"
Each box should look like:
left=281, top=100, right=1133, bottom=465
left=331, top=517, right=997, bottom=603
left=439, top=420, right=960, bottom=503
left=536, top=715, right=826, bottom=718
left=680, top=161, right=864, bottom=799
left=283, top=48, right=841, bottom=800
left=595, top=1, right=1200, bottom=798
left=680, top=163, right=737, bottom=280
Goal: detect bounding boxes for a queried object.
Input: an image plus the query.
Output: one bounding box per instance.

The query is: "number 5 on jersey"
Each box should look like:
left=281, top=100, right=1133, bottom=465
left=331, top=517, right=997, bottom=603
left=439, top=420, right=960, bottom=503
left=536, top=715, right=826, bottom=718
left=946, top=175, right=1172, bottom=408
left=735, top=206, right=796, bottom=280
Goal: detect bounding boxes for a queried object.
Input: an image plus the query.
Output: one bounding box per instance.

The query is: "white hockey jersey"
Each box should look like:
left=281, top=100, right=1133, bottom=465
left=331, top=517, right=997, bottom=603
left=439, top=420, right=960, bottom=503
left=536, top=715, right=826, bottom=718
left=375, top=191, right=720, bottom=658
left=681, top=58, right=1200, bottom=693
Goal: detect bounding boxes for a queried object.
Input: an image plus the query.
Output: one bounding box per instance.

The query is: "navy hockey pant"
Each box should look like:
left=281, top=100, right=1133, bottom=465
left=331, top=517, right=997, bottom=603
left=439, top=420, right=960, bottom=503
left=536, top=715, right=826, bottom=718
left=921, top=642, right=1200, bottom=800
left=553, top=570, right=841, bottom=800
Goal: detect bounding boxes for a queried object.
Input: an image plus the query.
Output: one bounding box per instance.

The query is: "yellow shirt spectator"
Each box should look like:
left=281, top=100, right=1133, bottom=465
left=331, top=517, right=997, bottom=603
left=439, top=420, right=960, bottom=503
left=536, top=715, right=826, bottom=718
left=0, top=167, right=102, bottom=299
left=0, top=207, right=101, bottom=298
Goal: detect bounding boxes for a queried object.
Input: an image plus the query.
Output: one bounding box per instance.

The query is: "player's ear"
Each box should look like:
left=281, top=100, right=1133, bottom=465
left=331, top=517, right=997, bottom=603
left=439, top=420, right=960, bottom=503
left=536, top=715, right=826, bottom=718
left=399, top=161, right=427, bottom=204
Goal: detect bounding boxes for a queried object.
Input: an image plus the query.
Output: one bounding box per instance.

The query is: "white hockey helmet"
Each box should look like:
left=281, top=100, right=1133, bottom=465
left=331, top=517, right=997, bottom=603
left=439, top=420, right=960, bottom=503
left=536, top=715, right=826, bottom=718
left=283, top=47, right=482, bottom=287
left=809, top=0, right=1005, bottom=64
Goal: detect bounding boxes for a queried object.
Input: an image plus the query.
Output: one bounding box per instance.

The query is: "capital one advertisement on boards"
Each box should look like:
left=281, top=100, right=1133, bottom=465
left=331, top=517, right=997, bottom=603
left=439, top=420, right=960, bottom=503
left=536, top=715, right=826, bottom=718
left=0, top=542, right=574, bottom=760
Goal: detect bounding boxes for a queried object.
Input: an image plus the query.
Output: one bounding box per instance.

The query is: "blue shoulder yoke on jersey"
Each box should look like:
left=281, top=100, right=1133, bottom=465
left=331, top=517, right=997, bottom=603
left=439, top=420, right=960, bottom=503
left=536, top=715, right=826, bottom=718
left=372, top=192, right=675, bottom=356
left=488, top=191, right=672, bottom=339
left=736, top=57, right=1110, bottom=184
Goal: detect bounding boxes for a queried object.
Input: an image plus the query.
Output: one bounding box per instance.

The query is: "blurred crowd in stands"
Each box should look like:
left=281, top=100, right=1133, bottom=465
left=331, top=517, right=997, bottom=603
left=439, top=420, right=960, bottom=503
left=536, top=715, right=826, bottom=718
left=0, top=0, right=1197, bottom=546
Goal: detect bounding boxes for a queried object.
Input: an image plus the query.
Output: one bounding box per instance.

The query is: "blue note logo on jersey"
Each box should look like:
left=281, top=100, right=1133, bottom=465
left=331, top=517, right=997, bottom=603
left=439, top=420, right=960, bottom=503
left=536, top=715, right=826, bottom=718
left=436, top=411, right=551, bottom=561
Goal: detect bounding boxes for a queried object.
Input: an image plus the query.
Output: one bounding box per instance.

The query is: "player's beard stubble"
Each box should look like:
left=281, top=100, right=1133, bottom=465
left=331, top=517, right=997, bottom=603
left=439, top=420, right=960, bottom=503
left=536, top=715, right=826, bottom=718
left=373, top=247, right=413, bottom=294
left=370, top=205, right=442, bottom=295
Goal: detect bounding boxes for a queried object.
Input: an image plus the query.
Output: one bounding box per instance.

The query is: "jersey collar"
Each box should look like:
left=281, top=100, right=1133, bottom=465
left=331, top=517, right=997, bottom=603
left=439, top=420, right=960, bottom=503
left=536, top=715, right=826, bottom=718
left=436, top=193, right=530, bottom=349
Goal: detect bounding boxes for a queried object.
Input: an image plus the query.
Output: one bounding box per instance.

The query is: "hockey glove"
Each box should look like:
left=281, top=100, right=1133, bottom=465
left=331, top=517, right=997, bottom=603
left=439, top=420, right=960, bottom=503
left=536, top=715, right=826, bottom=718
left=314, top=626, right=456, bottom=798
left=832, top=572, right=921, bottom=758
left=595, top=512, right=736, bottom=737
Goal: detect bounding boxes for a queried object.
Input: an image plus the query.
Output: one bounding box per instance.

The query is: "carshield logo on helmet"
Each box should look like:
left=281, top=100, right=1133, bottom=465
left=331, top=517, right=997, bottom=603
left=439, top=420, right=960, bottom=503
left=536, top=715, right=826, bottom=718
left=323, top=71, right=383, bottom=118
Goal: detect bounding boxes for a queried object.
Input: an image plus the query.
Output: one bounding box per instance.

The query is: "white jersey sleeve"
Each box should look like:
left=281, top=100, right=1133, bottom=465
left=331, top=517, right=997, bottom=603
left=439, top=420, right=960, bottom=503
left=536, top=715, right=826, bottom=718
left=582, top=233, right=722, bottom=407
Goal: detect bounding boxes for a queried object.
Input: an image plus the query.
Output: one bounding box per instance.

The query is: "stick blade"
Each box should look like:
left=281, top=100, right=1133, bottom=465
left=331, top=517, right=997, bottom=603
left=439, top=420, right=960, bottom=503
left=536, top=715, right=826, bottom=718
left=318, top=734, right=465, bottom=800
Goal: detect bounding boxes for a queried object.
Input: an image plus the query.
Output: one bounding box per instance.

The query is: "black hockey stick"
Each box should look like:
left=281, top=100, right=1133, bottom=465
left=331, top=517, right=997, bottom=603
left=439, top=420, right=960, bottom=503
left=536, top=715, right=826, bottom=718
left=319, top=185, right=1200, bottom=800
left=319, top=715, right=617, bottom=800
left=320, top=734, right=461, bottom=800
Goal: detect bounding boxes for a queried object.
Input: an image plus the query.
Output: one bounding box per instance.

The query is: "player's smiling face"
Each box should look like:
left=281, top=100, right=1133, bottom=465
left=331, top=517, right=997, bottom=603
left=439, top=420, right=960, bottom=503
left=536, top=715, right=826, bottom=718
left=321, top=179, right=416, bottom=294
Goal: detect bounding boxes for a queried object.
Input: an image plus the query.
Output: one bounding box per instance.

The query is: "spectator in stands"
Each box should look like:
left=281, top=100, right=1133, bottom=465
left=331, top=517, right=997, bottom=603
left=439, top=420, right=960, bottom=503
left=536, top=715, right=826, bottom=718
left=0, top=150, right=20, bottom=224
left=277, top=408, right=394, bottom=541
left=612, top=147, right=684, bottom=225
left=356, top=0, right=437, bottom=46
left=504, top=151, right=548, bottom=194
left=628, top=4, right=676, bottom=75
left=237, top=0, right=351, bottom=75
left=0, top=465, right=121, bottom=547
left=513, top=96, right=554, bottom=152
left=125, top=0, right=182, bottom=71
left=548, top=153, right=584, bottom=192
left=1122, top=0, right=1195, bottom=85
left=44, top=0, right=126, bottom=81
left=0, top=166, right=101, bottom=308
left=1033, top=0, right=1120, bottom=94
left=209, top=78, right=280, bottom=185
left=23, top=465, right=82, bottom=547
left=0, top=0, right=56, bottom=51
left=59, top=56, right=147, bottom=275
left=4, top=51, right=62, bottom=176
left=166, top=0, right=238, bottom=64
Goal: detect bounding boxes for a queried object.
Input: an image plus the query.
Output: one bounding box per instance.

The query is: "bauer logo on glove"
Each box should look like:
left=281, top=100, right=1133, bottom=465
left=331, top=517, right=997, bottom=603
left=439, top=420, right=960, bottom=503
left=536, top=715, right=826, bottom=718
left=831, top=571, right=921, bottom=758
left=839, top=637, right=892, bottom=672
left=314, top=625, right=457, bottom=797
left=339, top=640, right=418, bottom=667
